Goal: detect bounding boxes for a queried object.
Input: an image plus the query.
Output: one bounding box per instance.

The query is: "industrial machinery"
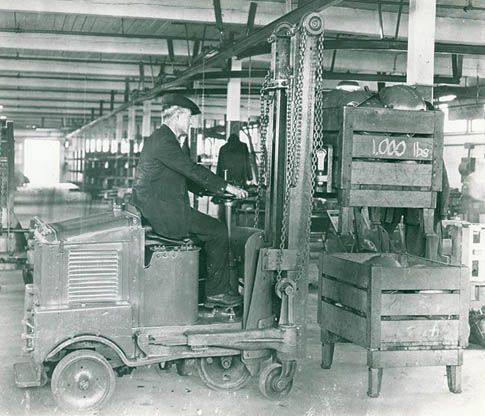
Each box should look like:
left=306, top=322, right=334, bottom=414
left=14, top=13, right=325, bottom=412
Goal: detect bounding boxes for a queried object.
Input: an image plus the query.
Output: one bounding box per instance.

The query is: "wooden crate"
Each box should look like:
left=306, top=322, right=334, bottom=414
left=322, top=106, right=444, bottom=235
left=318, top=252, right=469, bottom=397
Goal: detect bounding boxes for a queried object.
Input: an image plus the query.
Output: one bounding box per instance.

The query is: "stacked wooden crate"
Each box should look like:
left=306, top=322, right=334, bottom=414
left=322, top=106, right=444, bottom=244
left=318, top=252, right=469, bottom=397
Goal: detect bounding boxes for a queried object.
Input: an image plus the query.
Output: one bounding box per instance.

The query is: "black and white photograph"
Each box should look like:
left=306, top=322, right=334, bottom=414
left=0, top=1, right=485, bottom=415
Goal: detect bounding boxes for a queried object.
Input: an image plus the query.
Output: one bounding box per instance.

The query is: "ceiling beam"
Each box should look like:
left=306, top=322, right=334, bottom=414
left=0, top=76, right=128, bottom=91
left=0, top=0, right=283, bottom=26
left=0, top=58, right=143, bottom=77
left=0, top=27, right=220, bottom=42
left=324, top=39, right=485, bottom=56
left=143, top=0, right=344, bottom=99
left=0, top=91, right=123, bottom=102
left=0, top=31, right=196, bottom=56
left=0, top=52, right=188, bottom=68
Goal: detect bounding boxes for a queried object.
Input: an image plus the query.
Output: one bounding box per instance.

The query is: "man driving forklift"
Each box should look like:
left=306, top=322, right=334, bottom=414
left=132, top=94, right=248, bottom=307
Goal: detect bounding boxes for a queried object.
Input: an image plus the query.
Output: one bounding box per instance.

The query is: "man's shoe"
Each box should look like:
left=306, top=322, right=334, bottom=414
left=205, top=293, right=243, bottom=307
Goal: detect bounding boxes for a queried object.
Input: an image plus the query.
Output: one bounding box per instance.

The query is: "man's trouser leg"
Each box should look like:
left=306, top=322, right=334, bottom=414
left=188, top=208, right=230, bottom=297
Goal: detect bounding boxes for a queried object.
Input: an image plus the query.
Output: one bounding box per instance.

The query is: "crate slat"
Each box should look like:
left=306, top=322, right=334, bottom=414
left=346, top=107, right=436, bottom=134
left=320, top=276, right=367, bottom=313
left=320, top=301, right=367, bottom=347
left=352, top=134, right=434, bottom=161
left=375, top=267, right=462, bottom=290
left=381, top=320, right=460, bottom=345
left=320, top=254, right=368, bottom=288
left=348, top=189, right=434, bottom=208
left=351, top=161, right=432, bottom=187
left=381, top=293, right=460, bottom=316
left=369, top=349, right=462, bottom=368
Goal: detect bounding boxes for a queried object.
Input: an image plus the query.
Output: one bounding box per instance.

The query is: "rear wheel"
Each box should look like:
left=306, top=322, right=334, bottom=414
left=51, top=349, right=116, bottom=412
left=198, top=355, right=251, bottom=391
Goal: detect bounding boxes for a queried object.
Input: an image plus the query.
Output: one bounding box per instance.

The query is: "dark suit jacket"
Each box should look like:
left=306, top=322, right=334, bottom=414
left=132, top=124, right=227, bottom=238
left=216, top=139, right=252, bottom=186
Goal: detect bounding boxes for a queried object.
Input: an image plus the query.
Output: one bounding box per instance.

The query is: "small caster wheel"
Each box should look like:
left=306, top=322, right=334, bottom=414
left=258, top=363, right=294, bottom=400
left=51, top=350, right=116, bottom=412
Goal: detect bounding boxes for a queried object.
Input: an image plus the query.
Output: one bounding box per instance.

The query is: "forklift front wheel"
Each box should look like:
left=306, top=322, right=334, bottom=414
left=197, top=355, right=251, bottom=391
left=258, top=362, right=294, bottom=400
left=51, top=349, right=116, bottom=412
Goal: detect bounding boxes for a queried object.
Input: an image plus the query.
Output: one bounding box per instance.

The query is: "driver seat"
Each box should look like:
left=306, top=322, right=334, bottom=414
left=124, top=203, right=196, bottom=247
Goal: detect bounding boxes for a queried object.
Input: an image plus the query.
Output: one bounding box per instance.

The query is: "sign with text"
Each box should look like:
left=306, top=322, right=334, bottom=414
left=352, top=134, right=434, bottom=160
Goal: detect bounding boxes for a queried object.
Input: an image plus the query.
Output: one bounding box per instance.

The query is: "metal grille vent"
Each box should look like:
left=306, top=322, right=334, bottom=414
left=67, top=249, right=120, bottom=303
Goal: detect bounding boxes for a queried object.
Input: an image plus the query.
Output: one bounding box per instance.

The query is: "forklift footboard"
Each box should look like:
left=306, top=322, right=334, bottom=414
left=186, top=326, right=297, bottom=356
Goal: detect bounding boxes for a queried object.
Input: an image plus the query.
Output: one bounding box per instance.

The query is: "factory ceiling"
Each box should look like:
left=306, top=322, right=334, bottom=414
left=0, top=0, right=484, bottom=130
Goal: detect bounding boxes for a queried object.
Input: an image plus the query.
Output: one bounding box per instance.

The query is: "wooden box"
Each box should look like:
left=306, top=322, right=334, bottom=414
left=322, top=106, right=444, bottom=210
left=318, top=252, right=469, bottom=397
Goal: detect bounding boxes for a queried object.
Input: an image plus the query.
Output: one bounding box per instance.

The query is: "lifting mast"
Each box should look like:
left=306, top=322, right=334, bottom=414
left=260, top=13, right=325, bottom=353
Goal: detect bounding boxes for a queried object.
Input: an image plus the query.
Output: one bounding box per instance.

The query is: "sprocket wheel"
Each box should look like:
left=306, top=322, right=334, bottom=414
left=197, top=355, right=251, bottom=391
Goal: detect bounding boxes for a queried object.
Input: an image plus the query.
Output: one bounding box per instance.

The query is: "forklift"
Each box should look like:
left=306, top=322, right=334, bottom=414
left=14, top=13, right=325, bottom=412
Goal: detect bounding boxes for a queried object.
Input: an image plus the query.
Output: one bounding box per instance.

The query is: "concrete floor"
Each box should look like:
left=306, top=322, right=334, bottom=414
left=2, top=192, right=485, bottom=415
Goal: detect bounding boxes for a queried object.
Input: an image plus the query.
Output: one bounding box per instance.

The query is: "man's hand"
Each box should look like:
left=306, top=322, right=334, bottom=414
left=225, top=184, right=248, bottom=199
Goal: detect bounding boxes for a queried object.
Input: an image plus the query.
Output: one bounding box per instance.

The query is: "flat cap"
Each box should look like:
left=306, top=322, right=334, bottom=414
left=161, top=93, right=201, bottom=115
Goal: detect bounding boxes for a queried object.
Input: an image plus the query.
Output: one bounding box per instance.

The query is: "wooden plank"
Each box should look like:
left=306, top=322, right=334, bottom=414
left=459, top=267, right=470, bottom=347
left=320, top=253, right=368, bottom=288
left=320, top=301, right=368, bottom=347
left=340, top=108, right=354, bottom=198
left=368, top=268, right=382, bottom=349
left=351, top=161, right=432, bottom=187
left=369, top=349, right=462, bottom=368
left=381, top=293, right=460, bottom=316
left=374, top=267, right=462, bottom=290
left=348, top=107, right=436, bottom=134
left=321, top=276, right=367, bottom=313
left=381, top=320, right=460, bottom=345
left=431, top=111, right=444, bottom=191
left=348, top=189, right=434, bottom=208
left=352, top=134, right=434, bottom=161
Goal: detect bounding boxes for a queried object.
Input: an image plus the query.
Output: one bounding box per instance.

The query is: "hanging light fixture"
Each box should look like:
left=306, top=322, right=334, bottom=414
left=438, top=94, right=457, bottom=103
left=336, top=80, right=361, bottom=92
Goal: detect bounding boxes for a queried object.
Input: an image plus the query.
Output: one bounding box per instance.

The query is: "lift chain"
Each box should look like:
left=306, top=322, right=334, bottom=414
left=276, top=24, right=308, bottom=282
left=295, top=32, right=326, bottom=282
left=289, top=26, right=307, bottom=188
left=254, top=71, right=273, bottom=229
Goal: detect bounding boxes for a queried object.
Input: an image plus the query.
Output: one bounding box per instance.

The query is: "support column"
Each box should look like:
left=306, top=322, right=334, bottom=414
left=141, top=100, right=152, bottom=138
left=127, top=107, right=136, bottom=140
left=406, top=0, right=436, bottom=101
left=115, top=112, right=124, bottom=142
left=226, top=59, right=242, bottom=136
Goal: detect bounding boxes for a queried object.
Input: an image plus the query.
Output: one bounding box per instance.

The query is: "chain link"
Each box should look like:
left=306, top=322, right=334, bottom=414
left=254, top=71, right=273, bottom=229
left=290, top=27, right=307, bottom=187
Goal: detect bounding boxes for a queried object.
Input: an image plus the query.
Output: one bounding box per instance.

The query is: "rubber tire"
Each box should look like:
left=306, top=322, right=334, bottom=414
left=51, top=349, right=116, bottom=413
left=258, top=362, right=294, bottom=400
